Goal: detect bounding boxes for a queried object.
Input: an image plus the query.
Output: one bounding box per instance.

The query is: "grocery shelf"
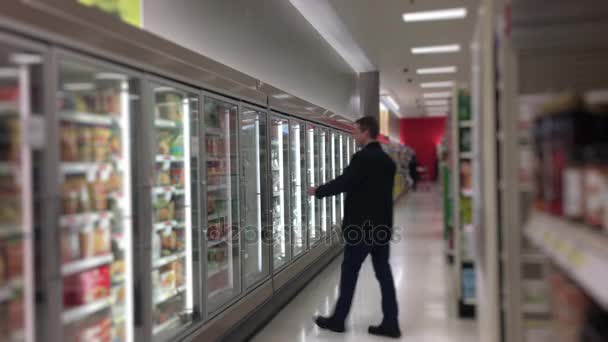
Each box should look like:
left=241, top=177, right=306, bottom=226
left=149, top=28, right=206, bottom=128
left=460, top=152, right=474, bottom=159
left=208, top=184, right=227, bottom=192
left=154, top=285, right=186, bottom=305
left=461, top=189, right=474, bottom=197
left=59, top=111, right=118, bottom=126
left=62, top=254, right=114, bottom=276
left=62, top=297, right=113, bottom=324
left=154, top=220, right=184, bottom=232
left=152, top=186, right=185, bottom=196
left=155, top=155, right=184, bottom=163
left=0, top=101, right=18, bottom=113
left=153, top=316, right=181, bottom=335
left=208, top=235, right=230, bottom=247
left=155, top=119, right=179, bottom=129
left=153, top=252, right=186, bottom=269
left=60, top=211, right=114, bottom=227
left=207, top=213, right=227, bottom=221
left=60, top=162, right=114, bottom=174
left=525, top=211, right=608, bottom=310
left=0, top=225, right=22, bottom=238
left=208, top=263, right=230, bottom=278
left=459, top=120, right=473, bottom=127
left=0, top=162, right=15, bottom=175
left=0, top=285, right=13, bottom=302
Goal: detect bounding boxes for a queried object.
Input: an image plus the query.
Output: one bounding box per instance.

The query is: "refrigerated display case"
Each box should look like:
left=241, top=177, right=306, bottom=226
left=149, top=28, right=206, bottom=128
left=290, top=120, right=306, bottom=257
left=56, top=55, right=136, bottom=342
left=239, top=107, right=270, bottom=289
left=271, top=115, right=290, bottom=270
left=307, top=125, right=321, bottom=246
left=148, top=81, right=199, bottom=339
left=204, top=97, right=240, bottom=313
left=0, top=38, right=42, bottom=342
left=320, top=129, right=329, bottom=236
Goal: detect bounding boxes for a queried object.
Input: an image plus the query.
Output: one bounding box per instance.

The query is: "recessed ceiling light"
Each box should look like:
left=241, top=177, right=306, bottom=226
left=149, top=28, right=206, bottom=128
left=427, top=111, right=448, bottom=117
left=379, top=102, right=388, bottom=112
left=417, top=66, right=457, bottom=75
left=402, top=8, right=467, bottom=22
left=425, top=99, right=450, bottom=106
left=273, top=93, right=292, bottom=99
left=412, top=44, right=461, bottom=54
left=426, top=106, right=450, bottom=112
left=95, top=72, right=128, bottom=81
left=423, top=92, right=452, bottom=99
left=421, top=81, right=455, bottom=88
left=9, top=53, right=43, bottom=65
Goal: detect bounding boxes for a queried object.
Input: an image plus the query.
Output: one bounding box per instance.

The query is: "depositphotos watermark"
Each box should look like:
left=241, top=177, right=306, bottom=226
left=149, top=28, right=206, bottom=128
left=205, top=222, right=405, bottom=247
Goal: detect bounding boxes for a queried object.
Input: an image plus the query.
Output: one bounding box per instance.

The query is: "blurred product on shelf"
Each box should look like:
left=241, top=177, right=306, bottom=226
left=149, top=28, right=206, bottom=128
left=381, top=142, right=413, bottom=199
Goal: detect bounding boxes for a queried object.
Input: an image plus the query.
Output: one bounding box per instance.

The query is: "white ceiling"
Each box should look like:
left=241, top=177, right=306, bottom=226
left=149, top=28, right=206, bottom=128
left=326, top=0, right=479, bottom=117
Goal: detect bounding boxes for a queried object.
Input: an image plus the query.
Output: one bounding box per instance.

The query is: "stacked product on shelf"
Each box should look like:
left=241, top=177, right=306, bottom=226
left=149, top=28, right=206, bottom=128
left=438, top=136, right=454, bottom=262
left=204, top=98, right=238, bottom=312
left=0, top=67, right=27, bottom=341
left=381, top=142, right=413, bottom=200
left=150, top=85, right=194, bottom=335
left=524, top=93, right=608, bottom=342
left=58, top=62, right=132, bottom=342
left=451, top=87, right=476, bottom=317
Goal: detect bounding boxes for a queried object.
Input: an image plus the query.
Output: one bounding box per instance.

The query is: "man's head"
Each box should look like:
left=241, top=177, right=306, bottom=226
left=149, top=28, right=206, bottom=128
left=354, top=116, right=379, bottom=146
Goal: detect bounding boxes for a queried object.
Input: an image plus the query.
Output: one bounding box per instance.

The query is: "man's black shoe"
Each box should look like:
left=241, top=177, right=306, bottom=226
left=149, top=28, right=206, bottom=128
left=368, top=323, right=402, bottom=338
left=314, top=316, right=345, bottom=333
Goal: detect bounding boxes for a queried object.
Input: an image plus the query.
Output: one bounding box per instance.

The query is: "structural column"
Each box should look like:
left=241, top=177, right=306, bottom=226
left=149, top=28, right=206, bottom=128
left=358, top=71, right=380, bottom=120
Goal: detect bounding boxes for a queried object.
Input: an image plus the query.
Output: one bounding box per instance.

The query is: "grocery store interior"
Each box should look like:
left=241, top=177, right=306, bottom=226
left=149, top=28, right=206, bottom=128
left=1, top=1, right=607, bottom=342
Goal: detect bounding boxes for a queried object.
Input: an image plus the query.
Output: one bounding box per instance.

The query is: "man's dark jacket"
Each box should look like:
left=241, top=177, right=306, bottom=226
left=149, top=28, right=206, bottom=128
left=315, top=141, right=396, bottom=244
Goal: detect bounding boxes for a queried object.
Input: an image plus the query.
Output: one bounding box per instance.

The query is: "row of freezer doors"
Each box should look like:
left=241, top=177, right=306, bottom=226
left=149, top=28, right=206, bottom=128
left=0, top=36, right=356, bottom=341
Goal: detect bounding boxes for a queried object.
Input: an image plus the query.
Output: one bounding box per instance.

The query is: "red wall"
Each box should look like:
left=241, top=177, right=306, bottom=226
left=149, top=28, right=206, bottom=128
left=400, top=117, right=446, bottom=180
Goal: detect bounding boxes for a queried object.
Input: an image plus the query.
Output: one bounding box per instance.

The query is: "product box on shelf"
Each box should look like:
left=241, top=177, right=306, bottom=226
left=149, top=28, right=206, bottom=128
left=63, top=265, right=111, bottom=307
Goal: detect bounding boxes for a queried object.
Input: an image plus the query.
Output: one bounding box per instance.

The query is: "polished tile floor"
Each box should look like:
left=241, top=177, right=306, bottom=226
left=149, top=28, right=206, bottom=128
left=252, top=188, right=479, bottom=341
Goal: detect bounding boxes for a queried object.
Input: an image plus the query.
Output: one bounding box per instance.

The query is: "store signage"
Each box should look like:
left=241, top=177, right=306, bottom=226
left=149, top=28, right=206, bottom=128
left=77, top=0, right=142, bottom=27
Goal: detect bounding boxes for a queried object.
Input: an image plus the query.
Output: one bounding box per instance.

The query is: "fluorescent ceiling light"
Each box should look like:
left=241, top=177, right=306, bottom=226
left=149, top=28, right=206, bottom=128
left=0, top=68, right=18, bottom=79
left=381, top=95, right=400, bottom=111
left=425, top=99, right=450, bottom=106
left=421, top=81, right=455, bottom=88
left=154, top=86, right=175, bottom=93
left=412, top=44, right=461, bottom=54
left=427, top=111, right=448, bottom=117
left=423, top=92, right=452, bottom=99
left=417, top=66, right=457, bottom=75
left=379, top=102, right=388, bottom=112
left=403, top=8, right=467, bottom=22
left=272, top=93, right=292, bottom=99
left=64, top=82, right=95, bottom=92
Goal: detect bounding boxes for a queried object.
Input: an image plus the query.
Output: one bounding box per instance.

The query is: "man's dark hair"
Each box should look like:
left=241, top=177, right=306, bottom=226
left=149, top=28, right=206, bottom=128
left=355, top=116, right=379, bottom=139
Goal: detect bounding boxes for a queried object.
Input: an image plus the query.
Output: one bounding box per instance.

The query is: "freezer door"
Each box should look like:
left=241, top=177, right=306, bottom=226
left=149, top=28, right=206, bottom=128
left=56, top=55, right=138, bottom=342
left=330, top=131, right=337, bottom=228
left=289, top=120, right=306, bottom=258
left=239, top=108, right=270, bottom=290
left=0, top=38, right=45, bottom=342
left=148, top=81, right=200, bottom=340
left=203, top=96, right=241, bottom=314
left=306, top=125, right=321, bottom=246
left=270, top=116, right=290, bottom=271
left=319, top=129, right=329, bottom=237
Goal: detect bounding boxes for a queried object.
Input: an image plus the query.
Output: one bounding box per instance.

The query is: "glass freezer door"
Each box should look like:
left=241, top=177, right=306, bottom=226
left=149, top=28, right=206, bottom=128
left=239, top=108, right=270, bottom=289
left=319, top=130, right=328, bottom=236
left=339, top=134, right=345, bottom=221
left=330, top=132, right=337, bottom=227
left=271, top=116, right=290, bottom=270
left=290, top=121, right=306, bottom=257
left=57, top=58, right=136, bottom=342
left=204, top=97, right=240, bottom=313
left=0, top=41, right=43, bottom=342
left=306, top=126, right=321, bottom=246
left=149, top=83, right=199, bottom=338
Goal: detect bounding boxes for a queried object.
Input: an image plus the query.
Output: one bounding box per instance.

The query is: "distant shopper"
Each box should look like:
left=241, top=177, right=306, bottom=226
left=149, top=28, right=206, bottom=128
left=308, top=116, right=401, bottom=338
left=409, top=155, right=419, bottom=191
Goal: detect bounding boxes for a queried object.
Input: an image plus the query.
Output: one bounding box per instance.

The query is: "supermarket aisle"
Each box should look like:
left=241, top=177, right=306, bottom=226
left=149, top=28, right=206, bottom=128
left=251, top=187, right=478, bottom=341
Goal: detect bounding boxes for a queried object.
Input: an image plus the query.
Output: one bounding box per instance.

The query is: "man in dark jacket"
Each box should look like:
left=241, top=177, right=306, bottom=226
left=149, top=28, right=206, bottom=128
left=308, top=116, right=401, bottom=338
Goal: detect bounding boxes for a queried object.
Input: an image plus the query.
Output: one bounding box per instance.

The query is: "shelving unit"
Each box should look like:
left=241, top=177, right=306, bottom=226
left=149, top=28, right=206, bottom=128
left=62, top=297, right=113, bottom=324
left=451, top=86, right=477, bottom=318
left=61, top=254, right=114, bottom=276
